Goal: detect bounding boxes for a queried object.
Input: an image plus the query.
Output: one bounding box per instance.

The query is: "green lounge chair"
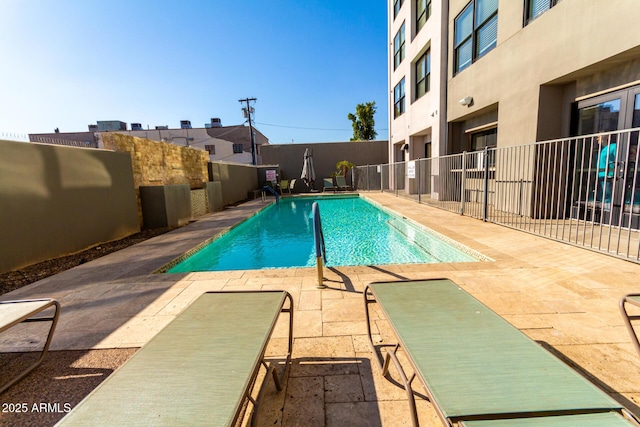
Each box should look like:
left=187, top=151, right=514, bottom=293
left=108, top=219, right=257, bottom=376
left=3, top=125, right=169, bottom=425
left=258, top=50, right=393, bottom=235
left=323, top=178, right=337, bottom=192
left=0, top=298, right=60, bottom=393
left=57, top=290, right=293, bottom=427
left=364, top=279, right=639, bottom=427
left=335, top=175, right=352, bottom=191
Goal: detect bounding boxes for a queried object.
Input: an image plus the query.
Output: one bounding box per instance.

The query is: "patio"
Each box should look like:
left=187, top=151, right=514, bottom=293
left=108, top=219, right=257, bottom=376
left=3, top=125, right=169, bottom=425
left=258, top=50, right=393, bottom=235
left=1, top=192, right=640, bottom=426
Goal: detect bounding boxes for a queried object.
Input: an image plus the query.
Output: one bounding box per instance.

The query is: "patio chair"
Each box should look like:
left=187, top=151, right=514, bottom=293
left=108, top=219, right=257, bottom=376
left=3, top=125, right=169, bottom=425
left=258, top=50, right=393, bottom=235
left=278, top=180, right=288, bottom=195
left=335, top=175, right=352, bottom=191
left=0, top=298, right=60, bottom=393
left=280, top=179, right=295, bottom=194
left=323, top=178, right=337, bottom=192
left=57, top=290, right=293, bottom=427
left=364, top=279, right=640, bottom=427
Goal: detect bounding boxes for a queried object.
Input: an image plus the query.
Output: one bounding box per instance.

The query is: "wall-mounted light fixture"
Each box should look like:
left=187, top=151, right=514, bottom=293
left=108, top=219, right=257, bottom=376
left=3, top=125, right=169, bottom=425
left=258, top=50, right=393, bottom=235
left=459, top=96, right=474, bottom=107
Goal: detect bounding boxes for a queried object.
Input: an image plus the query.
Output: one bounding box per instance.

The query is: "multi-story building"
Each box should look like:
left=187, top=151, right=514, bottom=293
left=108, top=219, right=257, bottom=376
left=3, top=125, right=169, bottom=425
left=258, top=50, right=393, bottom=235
left=388, top=0, right=448, bottom=165
left=390, top=0, right=640, bottom=156
left=391, top=0, right=640, bottom=149
left=389, top=0, right=640, bottom=215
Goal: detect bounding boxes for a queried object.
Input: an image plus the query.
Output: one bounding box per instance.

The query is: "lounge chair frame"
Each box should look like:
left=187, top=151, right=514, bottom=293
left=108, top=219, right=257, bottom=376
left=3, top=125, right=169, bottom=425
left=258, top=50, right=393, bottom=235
left=365, top=280, right=640, bottom=427
left=56, top=290, right=293, bottom=427
left=620, top=294, right=640, bottom=358
left=239, top=290, right=294, bottom=426
left=364, top=284, right=440, bottom=426
left=0, top=298, right=60, bottom=393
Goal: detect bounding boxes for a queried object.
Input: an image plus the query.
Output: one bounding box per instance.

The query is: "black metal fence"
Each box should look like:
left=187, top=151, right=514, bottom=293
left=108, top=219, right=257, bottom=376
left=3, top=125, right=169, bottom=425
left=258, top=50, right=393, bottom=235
left=355, top=129, right=640, bottom=263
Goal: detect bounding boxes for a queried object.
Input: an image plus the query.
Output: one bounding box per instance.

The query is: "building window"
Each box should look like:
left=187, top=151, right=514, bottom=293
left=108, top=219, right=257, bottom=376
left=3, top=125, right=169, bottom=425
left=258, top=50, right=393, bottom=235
left=232, top=144, right=243, bottom=154
left=394, top=78, right=406, bottom=118
left=204, top=144, right=215, bottom=154
left=415, top=50, right=431, bottom=99
left=416, top=0, right=431, bottom=33
left=393, top=0, right=404, bottom=19
left=525, top=0, right=560, bottom=25
left=393, top=22, right=405, bottom=70
left=471, top=128, right=497, bottom=151
left=454, top=0, right=498, bottom=74
left=471, top=127, right=497, bottom=168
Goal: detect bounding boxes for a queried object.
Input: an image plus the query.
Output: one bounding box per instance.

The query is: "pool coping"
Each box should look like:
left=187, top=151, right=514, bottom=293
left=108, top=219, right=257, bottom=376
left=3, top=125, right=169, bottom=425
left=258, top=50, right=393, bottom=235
left=361, top=195, right=494, bottom=262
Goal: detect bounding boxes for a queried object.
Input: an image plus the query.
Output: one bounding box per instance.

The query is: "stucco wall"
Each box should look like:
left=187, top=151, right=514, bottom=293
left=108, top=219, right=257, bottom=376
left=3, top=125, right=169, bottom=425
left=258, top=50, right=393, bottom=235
left=0, top=140, right=139, bottom=274
left=260, top=141, right=389, bottom=191
left=209, top=162, right=260, bottom=205
left=100, top=133, right=210, bottom=226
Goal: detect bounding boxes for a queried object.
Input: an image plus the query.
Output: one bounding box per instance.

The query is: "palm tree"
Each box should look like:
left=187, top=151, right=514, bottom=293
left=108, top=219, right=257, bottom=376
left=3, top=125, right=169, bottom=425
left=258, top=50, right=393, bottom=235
left=335, top=160, right=355, bottom=186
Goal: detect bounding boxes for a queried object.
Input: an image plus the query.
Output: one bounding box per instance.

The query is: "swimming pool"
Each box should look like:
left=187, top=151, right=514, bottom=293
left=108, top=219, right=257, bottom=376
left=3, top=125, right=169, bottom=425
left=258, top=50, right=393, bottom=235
left=166, top=196, right=484, bottom=272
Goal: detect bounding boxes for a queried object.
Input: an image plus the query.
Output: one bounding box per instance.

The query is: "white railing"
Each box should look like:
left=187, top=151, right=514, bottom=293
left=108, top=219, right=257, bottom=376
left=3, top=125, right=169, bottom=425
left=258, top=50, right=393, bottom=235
left=355, top=129, right=640, bottom=263
left=0, top=132, right=29, bottom=142
left=29, top=135, right=98, bottom=148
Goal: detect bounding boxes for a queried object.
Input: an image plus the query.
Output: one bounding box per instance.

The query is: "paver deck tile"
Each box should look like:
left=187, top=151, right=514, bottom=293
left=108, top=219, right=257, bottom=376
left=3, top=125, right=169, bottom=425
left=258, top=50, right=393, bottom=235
left=2, top=193, right=640, bottom=426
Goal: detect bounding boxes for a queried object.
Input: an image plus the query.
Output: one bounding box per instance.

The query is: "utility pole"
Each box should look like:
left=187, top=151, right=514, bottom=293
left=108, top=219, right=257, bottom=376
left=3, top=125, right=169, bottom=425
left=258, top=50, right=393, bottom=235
left=238, top=97, right=257, bottom=165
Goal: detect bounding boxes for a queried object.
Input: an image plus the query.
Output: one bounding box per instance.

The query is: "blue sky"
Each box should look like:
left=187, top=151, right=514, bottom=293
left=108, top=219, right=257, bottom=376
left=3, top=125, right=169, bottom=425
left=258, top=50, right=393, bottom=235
left=0, top=0, right=388, bottom=144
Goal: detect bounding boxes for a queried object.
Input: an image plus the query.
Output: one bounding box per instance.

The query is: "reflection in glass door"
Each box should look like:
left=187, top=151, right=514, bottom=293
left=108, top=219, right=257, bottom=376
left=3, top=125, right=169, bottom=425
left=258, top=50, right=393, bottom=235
left=572, top=86, right=640, bottom=228
left=574, top=97, right=621, bottom=210
left=626, top=94, right=640, bottom=213
left=577, top=99, right=621, bottom=135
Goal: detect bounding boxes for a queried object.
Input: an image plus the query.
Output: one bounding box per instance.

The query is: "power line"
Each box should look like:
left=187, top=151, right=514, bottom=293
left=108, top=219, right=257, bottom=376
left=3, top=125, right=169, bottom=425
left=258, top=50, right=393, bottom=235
left=254, top=122, right=348, bottom=131
left=254, top=121, right=388, bottom=132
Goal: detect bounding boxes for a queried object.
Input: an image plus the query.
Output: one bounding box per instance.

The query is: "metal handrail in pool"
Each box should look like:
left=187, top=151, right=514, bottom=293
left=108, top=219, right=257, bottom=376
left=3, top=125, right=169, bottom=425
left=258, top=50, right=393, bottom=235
left=312, top=202, right=326, bottom=288
left=262, top=185, right=280, bottom=204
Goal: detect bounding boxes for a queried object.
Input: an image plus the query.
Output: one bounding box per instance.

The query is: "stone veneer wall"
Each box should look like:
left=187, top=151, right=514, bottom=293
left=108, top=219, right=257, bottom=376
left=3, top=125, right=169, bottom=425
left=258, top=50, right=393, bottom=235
left=101, top=133, right=210, bottom=227
left=190, top=189, right=208, bottom=219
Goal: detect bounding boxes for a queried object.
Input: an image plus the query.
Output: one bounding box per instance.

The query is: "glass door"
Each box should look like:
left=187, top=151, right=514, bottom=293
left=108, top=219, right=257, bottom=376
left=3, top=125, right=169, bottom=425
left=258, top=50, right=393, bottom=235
left=623, top=91, right=640, bottom=214
left=575, top=94, right=623, bottom=209
left=572, top=85, right=640, bottom=227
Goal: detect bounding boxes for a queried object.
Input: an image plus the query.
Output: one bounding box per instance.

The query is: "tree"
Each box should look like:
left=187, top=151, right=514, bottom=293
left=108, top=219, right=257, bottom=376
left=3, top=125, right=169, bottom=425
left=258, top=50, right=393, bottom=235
left=335, top=160, right=355, bottom=177
left=348, top=101, right=377, bottom=141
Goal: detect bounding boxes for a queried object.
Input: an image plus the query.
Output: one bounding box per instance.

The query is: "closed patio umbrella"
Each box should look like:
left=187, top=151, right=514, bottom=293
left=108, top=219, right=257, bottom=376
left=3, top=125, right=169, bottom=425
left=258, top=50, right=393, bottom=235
left=301, top=148, right=316, bottom=189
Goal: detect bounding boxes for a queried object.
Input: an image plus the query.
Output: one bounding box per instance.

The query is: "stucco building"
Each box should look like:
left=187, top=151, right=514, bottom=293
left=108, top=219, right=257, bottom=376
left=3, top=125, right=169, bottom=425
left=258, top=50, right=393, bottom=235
left=30, top=119, right=269, bottom=165
left=390, top=0, right=640, bottom=157
left=388, top=0, right=448, bottom=165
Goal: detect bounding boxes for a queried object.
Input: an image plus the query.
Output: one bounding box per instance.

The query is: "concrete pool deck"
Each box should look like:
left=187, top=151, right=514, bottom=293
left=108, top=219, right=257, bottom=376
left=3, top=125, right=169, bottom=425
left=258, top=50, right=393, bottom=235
left=2, top=192, right=640, bottom=426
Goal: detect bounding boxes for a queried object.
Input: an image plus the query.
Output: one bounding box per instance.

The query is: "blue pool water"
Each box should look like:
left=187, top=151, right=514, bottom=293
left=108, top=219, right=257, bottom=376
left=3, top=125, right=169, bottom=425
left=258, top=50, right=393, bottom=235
left=167, top=196, right=480, bottom=272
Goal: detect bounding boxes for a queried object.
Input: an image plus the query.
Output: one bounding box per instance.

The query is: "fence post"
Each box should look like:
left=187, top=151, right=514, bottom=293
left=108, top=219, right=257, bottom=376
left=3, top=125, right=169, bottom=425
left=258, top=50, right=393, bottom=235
left=351, top=167, right=355, bottom=190
left=460, top=151, right=467, bottom=215
left=417, top=159, right=421, bottom=203
left=395, top=163, right=399, bottom=197
left=483, top=146, right=489, bottom=222
left=366, top=165, right=370, bottom=191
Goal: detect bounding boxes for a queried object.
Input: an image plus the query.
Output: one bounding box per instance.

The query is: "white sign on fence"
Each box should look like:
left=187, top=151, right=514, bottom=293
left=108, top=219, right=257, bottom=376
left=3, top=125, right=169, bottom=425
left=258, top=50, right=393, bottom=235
left=407, top=161, right=416, bottom=178
left=266, top=169, right=277, bottom=182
